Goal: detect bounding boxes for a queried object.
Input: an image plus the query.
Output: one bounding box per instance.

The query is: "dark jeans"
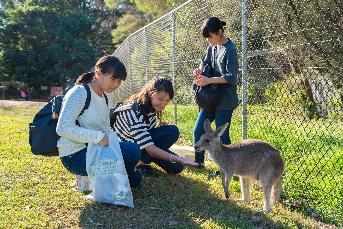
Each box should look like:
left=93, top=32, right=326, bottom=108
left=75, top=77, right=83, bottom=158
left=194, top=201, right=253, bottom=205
left=141, top=125, right=184, bottom=174
left=193, top=109, right=233, bottom=163
left=60, top=142, right=142, bottom=188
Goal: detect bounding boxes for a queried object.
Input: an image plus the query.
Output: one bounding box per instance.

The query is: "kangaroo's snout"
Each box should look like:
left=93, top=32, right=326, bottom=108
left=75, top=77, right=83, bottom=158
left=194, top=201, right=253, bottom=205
left=194, top=139, right=204, bottom=152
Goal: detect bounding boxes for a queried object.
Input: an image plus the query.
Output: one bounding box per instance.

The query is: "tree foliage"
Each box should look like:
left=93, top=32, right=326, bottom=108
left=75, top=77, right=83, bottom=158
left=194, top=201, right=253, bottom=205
left=0, top=0, right=122, bottom=86
left=132, top=0, right=185, bottom=17
left=0, top=4, right=95, bottom=85
left=108, top=0, right=187, bottom=47
left=111, top=13, right=144, bottom=45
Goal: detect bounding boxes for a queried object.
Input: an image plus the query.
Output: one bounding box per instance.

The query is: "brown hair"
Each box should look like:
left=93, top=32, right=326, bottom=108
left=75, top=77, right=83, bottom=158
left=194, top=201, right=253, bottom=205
left=124, top=77, right=174, bottom=121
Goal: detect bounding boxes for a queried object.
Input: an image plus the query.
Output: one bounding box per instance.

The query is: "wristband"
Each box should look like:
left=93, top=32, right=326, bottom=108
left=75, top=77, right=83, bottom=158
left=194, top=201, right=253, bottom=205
left=169, top=155, right=177, bottom=163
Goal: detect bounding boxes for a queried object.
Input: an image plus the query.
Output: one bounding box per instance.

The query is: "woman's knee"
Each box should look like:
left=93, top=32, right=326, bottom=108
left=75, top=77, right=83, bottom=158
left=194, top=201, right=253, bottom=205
left=152, top=125, right=179, bottom=146
left=60, top=149, right=87, bottom=176
left=120, top=142, right=141, bottom=163
left=167, top=125, right=179, bottom=143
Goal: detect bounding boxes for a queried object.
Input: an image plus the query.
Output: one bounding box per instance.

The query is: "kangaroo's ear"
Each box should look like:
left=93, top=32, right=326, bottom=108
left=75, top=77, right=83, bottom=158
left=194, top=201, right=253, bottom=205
left=204, top=119, right=212, bottom=132
left=215, top=123, right=228, bottom=137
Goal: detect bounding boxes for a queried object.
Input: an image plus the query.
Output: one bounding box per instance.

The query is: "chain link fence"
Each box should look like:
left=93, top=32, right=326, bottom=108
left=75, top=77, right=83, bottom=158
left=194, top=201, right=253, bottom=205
left=112, top=0, right=343, bottom=225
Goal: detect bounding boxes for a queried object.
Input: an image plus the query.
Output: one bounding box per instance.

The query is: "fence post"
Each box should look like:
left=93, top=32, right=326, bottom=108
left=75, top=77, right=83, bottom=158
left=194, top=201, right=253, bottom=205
left=241, top=0, right=248, bottom=139
left=144, top=27, right=149, bottom=81
left=128, top=40, right=133, bottom=92
left=171, top=12, right=177, bottom=125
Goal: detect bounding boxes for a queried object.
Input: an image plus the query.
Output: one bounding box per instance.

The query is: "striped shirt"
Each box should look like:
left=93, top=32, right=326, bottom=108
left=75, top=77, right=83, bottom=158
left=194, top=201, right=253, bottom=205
left=111, top=102, right=157, bottom=149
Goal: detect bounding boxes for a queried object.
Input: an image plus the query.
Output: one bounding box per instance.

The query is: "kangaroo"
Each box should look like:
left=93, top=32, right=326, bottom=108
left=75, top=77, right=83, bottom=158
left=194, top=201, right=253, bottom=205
left=194, top=119, right=284, bottom=213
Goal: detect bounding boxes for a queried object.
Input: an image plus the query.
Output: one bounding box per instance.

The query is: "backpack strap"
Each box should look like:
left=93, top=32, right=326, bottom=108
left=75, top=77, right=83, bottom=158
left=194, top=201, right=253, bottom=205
left=75, top=84, right=91, bottom=126
left=77, top=85, right=107, bottom=120
left=79, top=84, right=91, bottom=116
left=103, top=92, right=108, bottom=106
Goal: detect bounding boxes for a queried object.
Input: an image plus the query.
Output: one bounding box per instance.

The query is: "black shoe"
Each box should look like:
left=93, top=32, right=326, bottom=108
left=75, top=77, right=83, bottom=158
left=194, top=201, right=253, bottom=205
left=136, top=164, right=153, bottom=177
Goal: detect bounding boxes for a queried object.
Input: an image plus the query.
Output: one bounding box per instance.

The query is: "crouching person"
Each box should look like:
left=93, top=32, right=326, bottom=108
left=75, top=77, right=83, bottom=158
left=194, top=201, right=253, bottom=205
left=111, top=77, right=199, bottom=175
left=56, top=55, right=142, bottom=191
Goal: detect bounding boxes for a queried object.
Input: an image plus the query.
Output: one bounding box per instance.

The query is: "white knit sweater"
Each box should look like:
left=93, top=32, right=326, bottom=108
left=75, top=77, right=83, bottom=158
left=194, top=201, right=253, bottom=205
left=56, top=85, right=112, bottom=157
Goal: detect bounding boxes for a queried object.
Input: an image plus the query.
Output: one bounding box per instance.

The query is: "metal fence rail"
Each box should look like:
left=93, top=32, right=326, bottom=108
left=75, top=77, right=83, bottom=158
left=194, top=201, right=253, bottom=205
left=112, top=0, right=343, bottom=225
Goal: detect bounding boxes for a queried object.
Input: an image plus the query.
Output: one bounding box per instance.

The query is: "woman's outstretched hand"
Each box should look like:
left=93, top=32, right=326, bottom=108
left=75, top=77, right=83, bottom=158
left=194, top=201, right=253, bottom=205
left=182, top=158, right=201, bottom=167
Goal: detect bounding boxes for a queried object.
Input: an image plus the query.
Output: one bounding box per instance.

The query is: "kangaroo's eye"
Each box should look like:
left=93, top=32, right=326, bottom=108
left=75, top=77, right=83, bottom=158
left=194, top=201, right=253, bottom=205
left=205, top=139, right=210, bottom=143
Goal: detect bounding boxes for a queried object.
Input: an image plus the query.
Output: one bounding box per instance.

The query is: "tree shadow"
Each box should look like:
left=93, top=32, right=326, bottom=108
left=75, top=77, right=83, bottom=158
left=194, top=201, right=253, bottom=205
left=79, top=168, right=298, bottom=228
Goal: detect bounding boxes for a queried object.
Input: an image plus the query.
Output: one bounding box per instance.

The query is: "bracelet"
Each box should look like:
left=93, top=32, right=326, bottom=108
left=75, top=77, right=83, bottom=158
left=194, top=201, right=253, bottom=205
left=169, top=155, right=177, bottom=164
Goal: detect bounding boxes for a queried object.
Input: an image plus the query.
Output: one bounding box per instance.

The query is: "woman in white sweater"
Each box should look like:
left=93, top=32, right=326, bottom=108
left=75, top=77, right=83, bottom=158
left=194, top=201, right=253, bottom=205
left=56, top=55, right=142, bottom=188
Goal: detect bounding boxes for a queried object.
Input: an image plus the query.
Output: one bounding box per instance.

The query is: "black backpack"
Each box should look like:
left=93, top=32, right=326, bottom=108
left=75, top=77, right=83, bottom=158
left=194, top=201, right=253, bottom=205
left=193, top=64, right=223, bottom=112
left=28, top=84, right=95, bottom=156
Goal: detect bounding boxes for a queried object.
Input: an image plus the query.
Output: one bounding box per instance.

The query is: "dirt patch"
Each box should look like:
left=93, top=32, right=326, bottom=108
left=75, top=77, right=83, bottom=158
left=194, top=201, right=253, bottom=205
left=0, top=100, right=46, bottom=108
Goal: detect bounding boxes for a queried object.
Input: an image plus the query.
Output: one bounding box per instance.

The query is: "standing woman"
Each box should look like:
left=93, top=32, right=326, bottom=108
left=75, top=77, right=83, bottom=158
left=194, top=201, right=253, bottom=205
left=57, top=55, right=142, bottom=190
left=193, top=17, right=239, bottom=166
left=111, top=77, right=199, bottom=175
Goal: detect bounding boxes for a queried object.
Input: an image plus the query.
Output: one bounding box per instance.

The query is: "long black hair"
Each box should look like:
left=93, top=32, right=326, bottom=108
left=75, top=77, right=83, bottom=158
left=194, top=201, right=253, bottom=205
left=124, top=76, right=174, bottom=122
left=75, top=55, right=127, bottom=85
left=201, top=16, right=226, bottom=38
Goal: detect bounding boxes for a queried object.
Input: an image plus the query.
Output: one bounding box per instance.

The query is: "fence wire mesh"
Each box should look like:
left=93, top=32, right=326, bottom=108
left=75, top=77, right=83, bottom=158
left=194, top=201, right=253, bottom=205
left=112, top=0, right=343, bottom=225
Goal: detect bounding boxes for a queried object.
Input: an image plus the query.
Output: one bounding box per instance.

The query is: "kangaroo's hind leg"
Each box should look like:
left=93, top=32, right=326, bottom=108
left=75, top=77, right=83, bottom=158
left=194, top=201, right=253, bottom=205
left=260, top=171, right=274, bottom=213
left=261, top=181, right=272, bottom=213
left=240, top=177, right=251, bottom=203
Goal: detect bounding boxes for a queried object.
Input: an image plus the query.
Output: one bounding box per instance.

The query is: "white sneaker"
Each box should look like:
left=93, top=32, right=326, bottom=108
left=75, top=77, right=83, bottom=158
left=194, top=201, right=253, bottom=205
left=76, top=175, right=92, bottom=192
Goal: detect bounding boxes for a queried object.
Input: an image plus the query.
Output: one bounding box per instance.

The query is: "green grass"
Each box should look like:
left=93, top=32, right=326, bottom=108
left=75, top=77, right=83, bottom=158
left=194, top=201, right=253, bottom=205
left=0, top=105, right=340, bottom=228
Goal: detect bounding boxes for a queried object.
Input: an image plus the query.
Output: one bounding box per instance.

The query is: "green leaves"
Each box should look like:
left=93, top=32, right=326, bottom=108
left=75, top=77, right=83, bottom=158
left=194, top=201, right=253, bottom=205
left=0, top=1, right=97, bottom=86
left=111, top=13, right=143, bottom=45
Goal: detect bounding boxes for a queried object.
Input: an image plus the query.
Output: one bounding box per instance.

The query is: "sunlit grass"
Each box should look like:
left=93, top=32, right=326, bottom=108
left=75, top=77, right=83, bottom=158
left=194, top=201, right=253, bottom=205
left=0, top=105, right=339, bottom=228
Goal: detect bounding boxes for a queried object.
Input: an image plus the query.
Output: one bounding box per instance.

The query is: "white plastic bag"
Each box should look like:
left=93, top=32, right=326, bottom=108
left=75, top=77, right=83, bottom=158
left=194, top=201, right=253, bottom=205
left=86, top=131, right=134, bottom=207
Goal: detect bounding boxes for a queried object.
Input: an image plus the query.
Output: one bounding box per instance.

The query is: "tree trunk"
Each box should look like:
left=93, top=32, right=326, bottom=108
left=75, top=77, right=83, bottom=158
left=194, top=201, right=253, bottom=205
left=291, top=61, right=321, bottom=119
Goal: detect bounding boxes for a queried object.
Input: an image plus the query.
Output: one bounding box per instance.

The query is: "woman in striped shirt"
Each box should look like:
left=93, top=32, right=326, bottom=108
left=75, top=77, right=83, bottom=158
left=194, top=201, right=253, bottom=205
left=111, top=77, right=199, bottom=174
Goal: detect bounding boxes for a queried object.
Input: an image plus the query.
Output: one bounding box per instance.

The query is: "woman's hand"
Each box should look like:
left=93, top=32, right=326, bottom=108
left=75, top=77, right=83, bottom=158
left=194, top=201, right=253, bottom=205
left=181, top=158, right=201, bottom=167
left=193, top=68, right=202, bottom=78
left=195, top=75, right=210, bottom=87
left=99, top=135, right=109, bottom=146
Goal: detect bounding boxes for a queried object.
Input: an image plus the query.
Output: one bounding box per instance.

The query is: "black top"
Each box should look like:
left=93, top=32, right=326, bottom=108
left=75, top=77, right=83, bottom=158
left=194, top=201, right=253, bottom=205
left=201, top=39, right=239, bottom=110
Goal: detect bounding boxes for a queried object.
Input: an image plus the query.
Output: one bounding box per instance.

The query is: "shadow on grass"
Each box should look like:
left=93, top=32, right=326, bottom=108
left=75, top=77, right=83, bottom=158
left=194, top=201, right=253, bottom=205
left=79, top=168, right=290, bottom=228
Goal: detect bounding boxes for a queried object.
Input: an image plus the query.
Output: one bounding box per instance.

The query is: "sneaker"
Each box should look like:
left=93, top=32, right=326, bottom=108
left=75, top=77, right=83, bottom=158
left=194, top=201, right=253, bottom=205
left=76, top=175, right=92, bottom=192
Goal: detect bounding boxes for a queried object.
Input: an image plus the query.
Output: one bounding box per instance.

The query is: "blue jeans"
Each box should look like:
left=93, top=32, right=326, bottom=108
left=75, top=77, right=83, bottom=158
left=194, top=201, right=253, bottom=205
left=60, top=142, right=142, bottom=188
left=141, top=125, right=184, bottom=174
left=193, top=109, right=233, bottom=163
